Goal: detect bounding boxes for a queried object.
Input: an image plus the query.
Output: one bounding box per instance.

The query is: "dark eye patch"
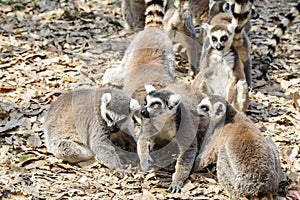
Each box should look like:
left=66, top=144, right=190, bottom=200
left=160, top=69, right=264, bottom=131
left=106, top=113, right=113, bottom=122
left=200, top=105, right=210, bottom=112
left=212, top=36, right=217, bottom=42
left=221, top=35, right=228, bottom=42
left=151, top=102, right=162, bottom=109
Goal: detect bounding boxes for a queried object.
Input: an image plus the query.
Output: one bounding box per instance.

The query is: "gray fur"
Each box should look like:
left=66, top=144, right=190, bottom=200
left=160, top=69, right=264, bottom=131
left=193, top=12, right=249, bottom=112
left=122, top=0, right=146, bottom=31
left=192, top=96, right=283, bottom=199
left=120, top=0, right=199, bottom=75
left=163, top=0, right=200, bottom=75
left=230, top=0, right=254, bottom=87
left=44, top=88, right=140, bottom=172
left=138, top=83, right=209, bottom=193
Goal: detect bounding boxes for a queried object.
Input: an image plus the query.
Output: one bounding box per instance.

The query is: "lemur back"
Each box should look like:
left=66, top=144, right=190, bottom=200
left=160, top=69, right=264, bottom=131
left=193, top=12, right=249, bottom=111
left=192, top=96, right=283, bottom=199
left=121, top=0, right=200, bottom=75
left=103, top=0, right=175, bottom=99
left=123, top=0, right=176, bottom=106
left=44, top=88, right=140, bottom=172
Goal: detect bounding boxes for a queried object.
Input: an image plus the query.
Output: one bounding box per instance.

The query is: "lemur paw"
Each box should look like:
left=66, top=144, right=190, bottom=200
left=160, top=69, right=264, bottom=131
left=166, top=185, right=182, bottom=193
left=140, top=155, right=154, bottom=171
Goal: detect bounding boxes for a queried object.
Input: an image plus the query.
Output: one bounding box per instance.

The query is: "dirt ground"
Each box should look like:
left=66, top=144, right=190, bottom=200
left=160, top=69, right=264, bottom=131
left=0, top=0, right=299, bottom=199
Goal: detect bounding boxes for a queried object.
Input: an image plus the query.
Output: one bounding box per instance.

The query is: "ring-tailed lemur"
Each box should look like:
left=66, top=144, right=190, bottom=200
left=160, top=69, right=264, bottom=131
left=205, top=0, right=257, bottom=87
left=121, top=0, right=200, bottom=75
left=193, top=12, right=249, bottom=112
left=230, top=0, right=255, bottom=87
left=262, top=2, right=300, bottom=74
left=44, top=88, right=140, bottom=172
left=192, top=95, right=283, bottom=199
left=163, top=0, right=201, bottom=75
left=102, top=0, right=175, bottom=95
left=138, top=83, right=209, bottom=193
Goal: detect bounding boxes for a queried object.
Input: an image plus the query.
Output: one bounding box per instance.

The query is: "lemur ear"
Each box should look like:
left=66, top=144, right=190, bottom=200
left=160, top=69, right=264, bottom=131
left=251, top=8, right=259, bottom=19
left=209, top=0, right=216, bottom=9
left=167, top=94, right=181, bottom=109
left=130, top=98, right=141, bottom=111
left=201, top=23, right=212, bottom=32
left=145, top=84, right=156, bottom=94
left=212, top=102, right=226, bottom=121
left=102, top=93, right=112, bottom=104
left=222, top=2, right=232, bottom=13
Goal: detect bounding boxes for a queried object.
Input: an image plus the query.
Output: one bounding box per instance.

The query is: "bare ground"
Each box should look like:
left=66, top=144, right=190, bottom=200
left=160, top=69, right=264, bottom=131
left=0, top=0, right=299, bottom=199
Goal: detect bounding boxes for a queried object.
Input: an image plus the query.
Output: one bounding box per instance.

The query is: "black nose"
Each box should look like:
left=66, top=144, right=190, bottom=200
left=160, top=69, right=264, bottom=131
left=216, top=45, right=225, bottom=51
left=109, top=124, right=120, bottom=133
left=140, top=108, right=150, bottom=118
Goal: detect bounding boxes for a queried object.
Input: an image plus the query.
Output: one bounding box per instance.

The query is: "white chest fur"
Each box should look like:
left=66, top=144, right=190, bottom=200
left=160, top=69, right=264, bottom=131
left=205, top=50, right=235, bottom=97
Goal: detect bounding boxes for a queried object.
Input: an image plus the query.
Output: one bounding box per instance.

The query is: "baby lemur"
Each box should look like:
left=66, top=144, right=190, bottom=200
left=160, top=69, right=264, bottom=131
left=138, top=83, right=209, bottom=193
left=44, top=88, right=140, bottom=172
left=192, top=95, right=283, bottom=199
left=193, top=12, right=249, bottom=112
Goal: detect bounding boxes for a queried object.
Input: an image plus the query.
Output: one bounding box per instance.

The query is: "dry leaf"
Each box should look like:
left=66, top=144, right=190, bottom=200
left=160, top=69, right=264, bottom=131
left=0, top=86, right=17, bottom=93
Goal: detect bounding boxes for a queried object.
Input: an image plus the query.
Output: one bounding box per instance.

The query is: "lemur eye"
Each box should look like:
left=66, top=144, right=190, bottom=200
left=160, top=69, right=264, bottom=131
left=212, top=36, right=217, bottom=42
left=200, top=105, right=209, bottom=112
left=106, top=114, right=113, bottom=121
left=144, top=99, right=147, bottom=106
left=221, top=36, right=228, bottom=42
left=152, top=102, right=161, bottom=109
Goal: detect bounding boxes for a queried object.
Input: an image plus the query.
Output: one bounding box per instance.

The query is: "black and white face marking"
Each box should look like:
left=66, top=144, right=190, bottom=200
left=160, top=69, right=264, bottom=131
left=100, top=93, right=140, bottom=133
left=210, top=30, right=230, bottom=51
left=141, top=95, right=167, bottom=118
left=191, top=98, right=212, bottom=117
left=203, top=23, right=235, bottom=51
left=191, top=97, right=226, bottom=123
left=141, top=85, right=181, bottom=118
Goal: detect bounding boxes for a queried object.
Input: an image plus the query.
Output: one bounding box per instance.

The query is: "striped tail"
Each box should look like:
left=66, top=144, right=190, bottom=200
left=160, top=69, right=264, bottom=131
left=144, top=0, right=166, bottom=29
left=264, top=3, right=300, bottom=66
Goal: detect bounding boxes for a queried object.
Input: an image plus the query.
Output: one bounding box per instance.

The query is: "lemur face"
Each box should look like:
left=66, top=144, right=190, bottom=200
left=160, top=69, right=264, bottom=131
left=202, top=23, right=235, bottom=51
left=101, top=93, right=140, bottom=133
left=209, top=29, right=231, bottom=51
left=140, top=84, right=181, bottom=118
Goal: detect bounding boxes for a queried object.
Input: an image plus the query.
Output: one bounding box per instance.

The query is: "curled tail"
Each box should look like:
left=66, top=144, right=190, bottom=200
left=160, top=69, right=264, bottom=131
left=144, top=0, right=166, bottom=29
left=263, top=3, right=300, bottom=71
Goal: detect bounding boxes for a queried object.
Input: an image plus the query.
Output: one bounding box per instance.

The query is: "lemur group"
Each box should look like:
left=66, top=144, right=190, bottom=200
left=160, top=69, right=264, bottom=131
left=44, top=0, right=299, bottom=199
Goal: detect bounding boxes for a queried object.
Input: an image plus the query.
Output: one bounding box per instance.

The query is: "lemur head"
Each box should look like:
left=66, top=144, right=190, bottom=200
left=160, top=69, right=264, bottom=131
left=202, top=20, right=236, bottom=51
left=140, top=84, right=181, bottom=118
left=100, top=89, right=140, bottom=133
left=191, top=95, right=236, bottom=125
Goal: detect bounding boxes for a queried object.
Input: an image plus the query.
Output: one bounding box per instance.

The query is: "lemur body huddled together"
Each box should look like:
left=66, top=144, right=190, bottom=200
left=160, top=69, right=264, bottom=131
left=43, top=0, right=298, bottom=198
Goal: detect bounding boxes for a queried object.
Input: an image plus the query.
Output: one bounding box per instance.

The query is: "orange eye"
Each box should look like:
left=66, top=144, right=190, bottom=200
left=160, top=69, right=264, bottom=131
left=212, top=36, right=217, bottom=42
left=144, top=100, right=147, bottom=105
left=221, top=36, right=228, bottom=42
left=201, top=105, right=209, bottom=112
left=152, top=102, right=161, bottom=109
